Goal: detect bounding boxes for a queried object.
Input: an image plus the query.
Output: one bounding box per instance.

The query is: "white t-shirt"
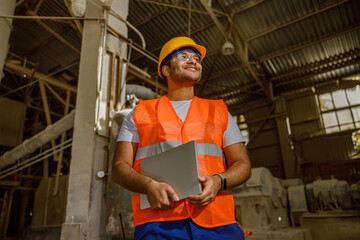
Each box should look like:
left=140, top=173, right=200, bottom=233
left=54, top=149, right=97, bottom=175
left=117, top=100, right=245, bottom=148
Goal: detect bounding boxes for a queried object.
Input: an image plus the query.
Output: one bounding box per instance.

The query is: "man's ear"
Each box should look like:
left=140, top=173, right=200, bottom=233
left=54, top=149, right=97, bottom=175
left=162, top=65, right=170, bottom=77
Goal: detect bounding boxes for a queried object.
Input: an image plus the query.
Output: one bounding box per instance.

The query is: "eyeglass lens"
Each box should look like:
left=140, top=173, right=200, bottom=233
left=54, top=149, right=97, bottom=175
left=175, top=51, right=201, bottom=63
left=166, top=50, right=202, bottom=65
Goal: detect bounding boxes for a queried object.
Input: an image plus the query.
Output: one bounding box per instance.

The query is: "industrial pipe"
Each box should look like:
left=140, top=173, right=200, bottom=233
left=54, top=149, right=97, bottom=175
left=0, top=110, right=75, bottom=169
left=126, top=84, right=159, bottom=100
left=127, top=65, right=167, bottom=92
left=109, top=9, right=146, bottom=49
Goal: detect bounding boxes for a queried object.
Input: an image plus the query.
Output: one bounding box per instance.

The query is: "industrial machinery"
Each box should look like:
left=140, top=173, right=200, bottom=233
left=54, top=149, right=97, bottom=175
left=288, top=179, right=360, bottom=240
left=104, top=85, right=159, bottom=239
left=105, top=109, right=135, bottom=240
left=232, top=167, right=312, bottom=240
left=233, top=167, right=360, bottom=240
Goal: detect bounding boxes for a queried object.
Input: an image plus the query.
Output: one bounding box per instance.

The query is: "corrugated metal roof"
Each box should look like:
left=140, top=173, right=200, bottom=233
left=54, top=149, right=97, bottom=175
left=125, top=0, right=359, bottom=109
left=3, top=0, right=360, bottom=111
left=10, top=0, right=81, bottom=77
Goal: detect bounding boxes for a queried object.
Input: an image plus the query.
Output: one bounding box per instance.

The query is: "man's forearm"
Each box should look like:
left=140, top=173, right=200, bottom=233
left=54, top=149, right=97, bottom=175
left=222, top=160, right=251, bottom=190
left=112, top=141, right=153, bottom=194
left=112, top=161, right=153, bottom=194
left=222, top=142, right=252, bottom=190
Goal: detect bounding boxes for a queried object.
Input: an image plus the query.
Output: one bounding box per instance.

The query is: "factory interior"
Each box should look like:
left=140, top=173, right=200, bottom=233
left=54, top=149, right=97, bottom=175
left=0, top=0, right=360, bottom=239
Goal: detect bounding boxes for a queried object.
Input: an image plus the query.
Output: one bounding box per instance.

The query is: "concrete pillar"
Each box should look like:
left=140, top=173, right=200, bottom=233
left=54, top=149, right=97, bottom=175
left=0, top=0, right=16, bottom=81
left=275, top=96, right=297, bottom=178
left=61, top=1, right=128, bottom=239
left=61, top=2, right=105, bottom=239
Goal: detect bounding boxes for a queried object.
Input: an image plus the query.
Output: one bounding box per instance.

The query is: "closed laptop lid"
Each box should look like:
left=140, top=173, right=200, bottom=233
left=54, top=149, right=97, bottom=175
left=140, top=141, right=201, bottom=210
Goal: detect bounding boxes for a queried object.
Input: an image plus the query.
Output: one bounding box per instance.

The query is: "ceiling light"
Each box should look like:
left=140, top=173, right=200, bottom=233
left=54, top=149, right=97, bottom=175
left=222, top=41, right=235, bottom=55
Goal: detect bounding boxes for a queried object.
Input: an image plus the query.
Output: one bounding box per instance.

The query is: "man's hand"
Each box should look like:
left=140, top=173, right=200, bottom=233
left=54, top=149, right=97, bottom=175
left=145, top=180, right=179, bottom=210
left=186, top=175, right=221, bottom=206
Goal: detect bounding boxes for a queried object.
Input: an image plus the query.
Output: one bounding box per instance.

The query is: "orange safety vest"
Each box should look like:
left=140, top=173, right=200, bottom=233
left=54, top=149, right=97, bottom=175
left=131, top=95, right=237, bottom=228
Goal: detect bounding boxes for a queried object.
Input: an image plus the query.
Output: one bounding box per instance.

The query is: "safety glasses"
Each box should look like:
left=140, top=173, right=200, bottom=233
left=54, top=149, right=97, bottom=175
left=165, top=50, right=202, bottom=65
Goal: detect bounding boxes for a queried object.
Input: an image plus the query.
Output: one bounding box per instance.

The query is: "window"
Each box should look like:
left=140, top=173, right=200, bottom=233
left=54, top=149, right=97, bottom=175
left=318, top=85, right=360, bottom=134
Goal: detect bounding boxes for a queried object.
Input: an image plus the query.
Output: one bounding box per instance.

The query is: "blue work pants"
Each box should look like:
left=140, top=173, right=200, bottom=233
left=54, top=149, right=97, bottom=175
left=134, top=218, right=244, bottom=240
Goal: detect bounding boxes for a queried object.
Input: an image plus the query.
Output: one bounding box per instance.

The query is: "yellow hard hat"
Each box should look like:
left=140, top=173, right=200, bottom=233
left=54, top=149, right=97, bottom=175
left=158, top=36, right=206, bottom=78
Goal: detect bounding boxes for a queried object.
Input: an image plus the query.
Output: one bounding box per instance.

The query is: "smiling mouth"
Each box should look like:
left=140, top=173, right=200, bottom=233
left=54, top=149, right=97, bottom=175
left=184, top=65, right=198, bottom=71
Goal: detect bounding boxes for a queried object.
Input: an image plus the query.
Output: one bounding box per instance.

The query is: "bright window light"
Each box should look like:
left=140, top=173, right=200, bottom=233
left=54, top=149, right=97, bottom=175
left=347, top=85, right=360, bottom=105
left=352, top=106, right=360, bottom=122
left=319, top=93, right=334, bottom=111
left=337, top=109, right=353, bottom=125
left=322, top=112, right=338, bottom=128
left=318, top=84, right=360, bottom=134
left=332, top=89, right=348, bottom=108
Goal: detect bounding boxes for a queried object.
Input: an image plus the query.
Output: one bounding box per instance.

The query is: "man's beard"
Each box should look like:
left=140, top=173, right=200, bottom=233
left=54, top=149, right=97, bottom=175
left=170, top=65, right=202, bottom=85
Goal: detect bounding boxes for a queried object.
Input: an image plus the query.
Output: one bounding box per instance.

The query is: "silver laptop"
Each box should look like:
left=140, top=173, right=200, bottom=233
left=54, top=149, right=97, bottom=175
left=139, top=141, right=202, bottom=210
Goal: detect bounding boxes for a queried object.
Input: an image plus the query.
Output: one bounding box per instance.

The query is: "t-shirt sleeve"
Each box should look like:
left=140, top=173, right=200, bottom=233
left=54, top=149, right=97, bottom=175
left=117, top=108, right=140, bottom=143
left=223, top=112, right=246, bottom=148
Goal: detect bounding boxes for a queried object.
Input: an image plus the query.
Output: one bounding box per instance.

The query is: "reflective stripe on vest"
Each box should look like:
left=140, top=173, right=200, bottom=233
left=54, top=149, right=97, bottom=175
left=135, top=141, right=223, bottom=161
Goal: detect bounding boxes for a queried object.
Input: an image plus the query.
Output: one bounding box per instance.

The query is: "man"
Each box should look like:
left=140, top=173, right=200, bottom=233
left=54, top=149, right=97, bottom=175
left=112, top=36, right=251, bottom=239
